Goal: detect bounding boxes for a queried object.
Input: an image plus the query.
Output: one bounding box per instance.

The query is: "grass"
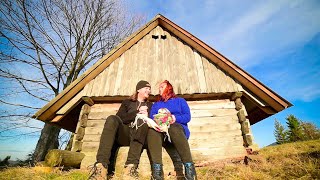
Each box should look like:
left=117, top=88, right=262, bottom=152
left=0, top=167, right=88, bottom=180
left=1, top=140, right=319, bottom=180
left=197, top=139, right=320, bottom=179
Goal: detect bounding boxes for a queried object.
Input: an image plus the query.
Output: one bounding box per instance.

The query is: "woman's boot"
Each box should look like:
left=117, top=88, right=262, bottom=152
left=151, top=163, right=164, bottom=180
left=184, top=162, right=197, bottom=180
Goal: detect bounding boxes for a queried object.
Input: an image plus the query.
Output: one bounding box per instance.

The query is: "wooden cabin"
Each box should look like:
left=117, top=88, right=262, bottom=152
left=33, top=14, right=292, bottom=173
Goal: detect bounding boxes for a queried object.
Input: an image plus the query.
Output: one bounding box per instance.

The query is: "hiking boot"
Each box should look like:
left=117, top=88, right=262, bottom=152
left=151, top=163, right=164, bottom=180
left=88, top=162, right=108, bottom=180
left=123, top=164, right=139, bottom=179
left=184, top=162, right=197, bottom=180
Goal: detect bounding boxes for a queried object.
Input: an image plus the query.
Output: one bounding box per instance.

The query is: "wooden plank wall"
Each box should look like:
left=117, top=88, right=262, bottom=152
left=188, top=100, right=246, bottom=161
left=80, top=103, right=120, bottom=170
left=78, top=99, right=246, bottom=175
left=81, top=26, right=243, bottom=97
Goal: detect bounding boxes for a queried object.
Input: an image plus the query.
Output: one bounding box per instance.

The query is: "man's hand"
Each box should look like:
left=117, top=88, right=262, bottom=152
left=138, top=105, right=148, bottom=115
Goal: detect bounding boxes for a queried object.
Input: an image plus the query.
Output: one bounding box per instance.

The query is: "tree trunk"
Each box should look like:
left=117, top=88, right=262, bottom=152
left=65, top=133, right=74, bottom=151
left=33, top=124, right=61, bottom=163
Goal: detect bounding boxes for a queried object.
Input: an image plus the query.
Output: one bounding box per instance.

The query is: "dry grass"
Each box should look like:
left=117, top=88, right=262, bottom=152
left=0, top=167, right=88, bottom=180
left=1, top=140, right=319, bottom=179
left=197, top=139, right=320, bottom=179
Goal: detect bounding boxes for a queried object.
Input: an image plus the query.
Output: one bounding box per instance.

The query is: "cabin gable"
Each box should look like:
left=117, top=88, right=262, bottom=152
left=34, top=15, right=291, bottom=127
left=82, top=26, right=243, bottom=97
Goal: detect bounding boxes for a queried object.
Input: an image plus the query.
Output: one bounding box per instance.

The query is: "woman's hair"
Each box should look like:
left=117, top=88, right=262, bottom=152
left=129, top=91, right=149, bottom=102
left=159, top=80, right=177, bottom=102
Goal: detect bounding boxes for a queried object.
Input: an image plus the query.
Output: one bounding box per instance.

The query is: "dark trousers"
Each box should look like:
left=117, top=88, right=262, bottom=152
left=96, top=115, right=183, bottom=173
left=96, top=115, right=148, bottom=166
left=147, top=123, right=193, bottom=164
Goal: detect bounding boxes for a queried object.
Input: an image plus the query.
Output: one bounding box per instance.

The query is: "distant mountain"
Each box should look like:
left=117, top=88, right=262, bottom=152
left=267, top=142, right=278, bottom=146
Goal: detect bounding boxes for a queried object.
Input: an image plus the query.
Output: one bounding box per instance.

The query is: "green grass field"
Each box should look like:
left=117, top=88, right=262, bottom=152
left=1, top=140, right=319, bottom=180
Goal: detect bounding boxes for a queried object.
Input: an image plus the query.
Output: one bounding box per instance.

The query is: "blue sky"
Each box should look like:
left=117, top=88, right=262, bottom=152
left=1, top=0, right=320, bottom=160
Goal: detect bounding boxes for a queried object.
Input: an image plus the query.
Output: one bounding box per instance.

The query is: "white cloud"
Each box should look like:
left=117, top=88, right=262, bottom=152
left=200, top=0, right=320, bottom=67
left=294, top=85, right=320, bottom=102
left=218, top=1, right=289, bottom=45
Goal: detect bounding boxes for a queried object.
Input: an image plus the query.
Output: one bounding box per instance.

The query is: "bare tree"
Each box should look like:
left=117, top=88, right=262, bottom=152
left=0, top=0, right=143, bottom=162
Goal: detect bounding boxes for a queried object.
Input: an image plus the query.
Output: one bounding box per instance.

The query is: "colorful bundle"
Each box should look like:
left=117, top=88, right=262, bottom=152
left=153, top=108, right=174, bottom=142
left=153, top=108, right=174, bottom=128
left=133, top=108, right=174, bottom=142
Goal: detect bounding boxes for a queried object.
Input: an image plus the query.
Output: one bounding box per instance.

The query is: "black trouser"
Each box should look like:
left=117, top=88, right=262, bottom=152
left=96, top=115, right=183, bottom=173
left=147, top=123, right=193, bottom=164
left=96, top=115, right=148, bottom=165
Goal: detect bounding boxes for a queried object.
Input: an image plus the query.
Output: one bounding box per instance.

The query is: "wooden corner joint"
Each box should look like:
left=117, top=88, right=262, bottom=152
left=231, top=91, right=243, bottom=101
left=82, top=96, right=94, bottom=106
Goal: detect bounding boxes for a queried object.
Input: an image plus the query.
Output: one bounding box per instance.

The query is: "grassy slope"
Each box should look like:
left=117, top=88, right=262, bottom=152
left=0, top=140, right=319, bottom=180
left=197, top=139, right=320, bottom=179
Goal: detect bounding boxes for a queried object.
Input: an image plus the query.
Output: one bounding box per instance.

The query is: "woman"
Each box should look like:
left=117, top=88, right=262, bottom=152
left=148, top=80, right=197, bottom=180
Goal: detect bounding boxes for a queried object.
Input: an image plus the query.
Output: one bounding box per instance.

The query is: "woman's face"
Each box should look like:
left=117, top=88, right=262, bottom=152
left=159, top=83, right=167, bottom=96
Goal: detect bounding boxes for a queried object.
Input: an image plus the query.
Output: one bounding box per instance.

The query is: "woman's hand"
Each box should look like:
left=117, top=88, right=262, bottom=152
left=170, top=114, right=176, bottom=124
left=138, top=105, right=148, bottom=115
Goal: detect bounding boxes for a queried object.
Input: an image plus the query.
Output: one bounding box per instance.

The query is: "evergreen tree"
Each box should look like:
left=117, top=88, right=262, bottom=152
left=274, top=119, right=288, bottom=144
left=0, top=156, right=11, bottom=166
left=286, top=115, right=304, bottom=142
left=300, top=121, right=320, bottom=140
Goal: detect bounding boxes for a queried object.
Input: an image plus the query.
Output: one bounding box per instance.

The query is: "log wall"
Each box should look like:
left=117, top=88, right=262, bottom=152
left=75, top=99, right=249, bottom=175
left=188, top=99, right=247, bottom=161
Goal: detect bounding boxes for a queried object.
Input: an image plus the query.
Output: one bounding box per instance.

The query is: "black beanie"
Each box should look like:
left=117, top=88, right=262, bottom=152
left=136, top=80, right=151, bottom=91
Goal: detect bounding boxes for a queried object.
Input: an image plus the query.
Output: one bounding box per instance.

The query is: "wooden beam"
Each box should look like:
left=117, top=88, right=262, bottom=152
left=51, top=115, right=64, bottom=123
left=56, top=90, right=84, bottom=115
left=90, top=93, right=234, bottom=103
left=82, top=96, right=94, bottom=106
left=261, top=106, right=277, bottom=114
left=243, top=89, right=276, bottom=115
left=242, top=89, right=267, bottom=107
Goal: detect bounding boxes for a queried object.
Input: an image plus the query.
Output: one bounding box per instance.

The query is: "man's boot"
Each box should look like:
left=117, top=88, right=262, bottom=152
left=123, top=164, right=139, bottom=179
left=88, top=162, right=108, bottom=180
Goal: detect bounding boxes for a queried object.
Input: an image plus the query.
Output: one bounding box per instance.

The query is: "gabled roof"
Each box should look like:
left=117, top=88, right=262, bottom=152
left=33, top=14, right=292, bottom=126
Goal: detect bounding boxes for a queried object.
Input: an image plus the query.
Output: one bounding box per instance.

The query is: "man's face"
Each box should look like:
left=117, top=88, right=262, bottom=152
left=138, top=86, right=151, bottom=98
